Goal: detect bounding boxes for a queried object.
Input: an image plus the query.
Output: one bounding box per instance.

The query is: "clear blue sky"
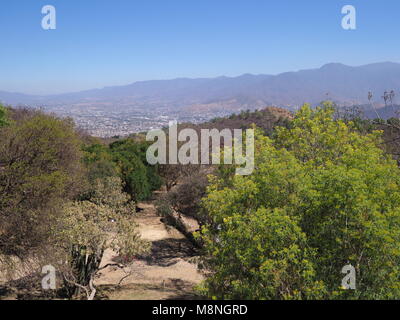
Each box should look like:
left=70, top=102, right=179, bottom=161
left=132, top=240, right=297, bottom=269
left=0, top=0, right=399, bottom=94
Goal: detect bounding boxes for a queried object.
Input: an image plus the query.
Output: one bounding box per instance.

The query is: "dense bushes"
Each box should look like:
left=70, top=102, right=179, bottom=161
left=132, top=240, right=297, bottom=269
left=197, top=104, right=400, bottom=299
left=0, top=109, right=85, bottom=257
left=82, top=138, right=162, bottom=202
left=5, top=102, right=400, bottom=300
left=0, top=108, right=156, bottom=299
left=109, top=139, right=162, bottom=201
left=0, top=104, right=9, bottom=127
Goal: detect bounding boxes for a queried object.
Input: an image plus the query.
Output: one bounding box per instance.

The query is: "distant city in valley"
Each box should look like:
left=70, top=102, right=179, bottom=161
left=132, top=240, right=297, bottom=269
left=1, top=62, right=400, bottom=137
left=44, top=103, right=235, bottom=138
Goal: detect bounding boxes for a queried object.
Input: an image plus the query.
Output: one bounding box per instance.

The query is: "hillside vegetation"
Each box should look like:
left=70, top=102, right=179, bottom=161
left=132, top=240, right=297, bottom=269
left=2, top=103, right=400, bottom=299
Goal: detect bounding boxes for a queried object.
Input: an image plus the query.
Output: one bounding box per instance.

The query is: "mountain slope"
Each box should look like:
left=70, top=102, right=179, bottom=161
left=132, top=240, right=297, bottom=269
left=1, top=62, right=399, bottom=108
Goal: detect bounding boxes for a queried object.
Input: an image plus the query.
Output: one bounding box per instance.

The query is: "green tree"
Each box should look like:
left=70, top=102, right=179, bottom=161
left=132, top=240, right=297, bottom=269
left=81, top=142, right=119, bottom=201
left=198, top=104, right=400, bottom=299
left=0, top=111, right=84, bottom=256
left=0, top=104, right=9, bottom=127
left=110, top=139, right=161, bottom=201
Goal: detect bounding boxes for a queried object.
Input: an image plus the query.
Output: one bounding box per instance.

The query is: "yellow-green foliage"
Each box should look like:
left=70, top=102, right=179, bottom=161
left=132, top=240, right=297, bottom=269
left=198, top=103, right=400, bottom=299
left=0, top=111, right=84, bottom=256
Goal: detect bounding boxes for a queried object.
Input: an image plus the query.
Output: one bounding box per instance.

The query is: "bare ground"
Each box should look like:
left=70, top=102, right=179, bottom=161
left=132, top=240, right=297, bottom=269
left=95, top=201, right=204, bottom=300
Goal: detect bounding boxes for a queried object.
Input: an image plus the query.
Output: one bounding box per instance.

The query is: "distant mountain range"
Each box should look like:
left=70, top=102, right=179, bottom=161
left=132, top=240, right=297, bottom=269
left=1, top=62, right=400, bottom=111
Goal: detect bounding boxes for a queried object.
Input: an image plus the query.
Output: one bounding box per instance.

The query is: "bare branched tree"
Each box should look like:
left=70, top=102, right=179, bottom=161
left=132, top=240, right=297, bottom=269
left=389, top=90, right=395, bottom=105
left=368, top=91, right=381, bottom=120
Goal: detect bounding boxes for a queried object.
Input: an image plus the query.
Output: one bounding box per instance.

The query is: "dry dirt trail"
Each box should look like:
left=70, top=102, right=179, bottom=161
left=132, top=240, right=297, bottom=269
left=95, top=200, right=204, bottom=300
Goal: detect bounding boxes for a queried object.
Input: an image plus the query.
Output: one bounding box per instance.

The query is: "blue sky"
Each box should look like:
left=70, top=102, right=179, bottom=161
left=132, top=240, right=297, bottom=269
left=0, top=0, right=399, bottom=94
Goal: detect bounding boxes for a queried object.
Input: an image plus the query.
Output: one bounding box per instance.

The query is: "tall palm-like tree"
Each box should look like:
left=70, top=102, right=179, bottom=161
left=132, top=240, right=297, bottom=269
left=382, top=91, right=389, bottom=107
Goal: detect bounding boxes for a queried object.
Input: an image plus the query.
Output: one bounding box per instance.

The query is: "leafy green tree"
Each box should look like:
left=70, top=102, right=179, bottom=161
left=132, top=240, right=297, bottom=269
left=110, top=139, right=161, bottom=201
left=198, top=104, right=400, bottom=299
left=197, top=206, right=324, bottom=299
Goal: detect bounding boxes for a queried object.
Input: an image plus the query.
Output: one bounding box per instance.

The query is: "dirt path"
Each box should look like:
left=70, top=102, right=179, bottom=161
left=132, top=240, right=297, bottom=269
left=95, top=201, right=204, bottom=300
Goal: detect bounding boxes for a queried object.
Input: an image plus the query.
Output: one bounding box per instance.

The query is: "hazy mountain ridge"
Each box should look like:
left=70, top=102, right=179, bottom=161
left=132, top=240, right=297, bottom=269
left=1, top=62, right=400, bottom=109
